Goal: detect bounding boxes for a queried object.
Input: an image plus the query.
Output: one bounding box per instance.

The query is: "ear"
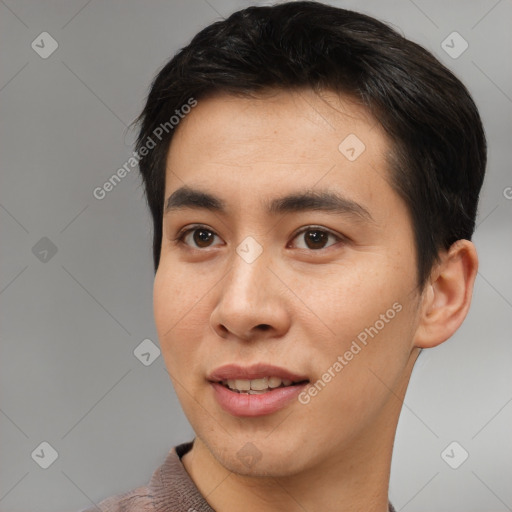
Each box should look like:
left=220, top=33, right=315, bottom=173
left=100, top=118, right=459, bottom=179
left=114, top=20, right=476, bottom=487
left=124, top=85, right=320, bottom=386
left=413, top=240, right=478, bottom=349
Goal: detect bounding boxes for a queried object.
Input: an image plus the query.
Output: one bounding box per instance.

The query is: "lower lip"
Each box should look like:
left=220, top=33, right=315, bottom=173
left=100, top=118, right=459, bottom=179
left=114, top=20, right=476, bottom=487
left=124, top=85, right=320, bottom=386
left=210, top=382, right=308, bottom=417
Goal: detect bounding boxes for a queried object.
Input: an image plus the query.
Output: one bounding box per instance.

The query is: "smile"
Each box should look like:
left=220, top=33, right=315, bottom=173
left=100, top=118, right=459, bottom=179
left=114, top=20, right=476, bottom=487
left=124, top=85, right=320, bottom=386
left=219, top=376, right=307, bottom=394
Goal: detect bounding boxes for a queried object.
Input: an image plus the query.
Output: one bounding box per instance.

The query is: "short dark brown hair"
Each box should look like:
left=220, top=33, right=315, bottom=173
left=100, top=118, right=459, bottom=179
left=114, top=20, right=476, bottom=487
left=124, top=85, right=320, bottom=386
left=134, top=1, right=486, bottom=287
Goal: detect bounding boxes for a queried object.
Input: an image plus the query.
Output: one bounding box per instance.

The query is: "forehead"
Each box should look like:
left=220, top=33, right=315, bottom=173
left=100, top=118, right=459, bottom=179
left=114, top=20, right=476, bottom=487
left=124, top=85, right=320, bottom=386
left=164, top=89, right=398, bottom=220
left=169, top=88, right=383, bottom=160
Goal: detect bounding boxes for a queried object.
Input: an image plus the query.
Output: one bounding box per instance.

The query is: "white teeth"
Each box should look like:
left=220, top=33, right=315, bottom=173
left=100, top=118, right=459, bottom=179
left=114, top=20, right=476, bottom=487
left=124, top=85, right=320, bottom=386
left=250, top=377, right=268, bottom=390
left=268, top=376, right=282, bottom=388
left=223, top=376, right=296, bottom=392
left=234, top=379, right=251, bottom=391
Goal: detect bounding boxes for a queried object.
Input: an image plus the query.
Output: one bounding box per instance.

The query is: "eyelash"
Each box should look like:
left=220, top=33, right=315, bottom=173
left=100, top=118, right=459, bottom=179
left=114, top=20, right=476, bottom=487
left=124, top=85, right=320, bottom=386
left=172, top=224, right=345, bottom=251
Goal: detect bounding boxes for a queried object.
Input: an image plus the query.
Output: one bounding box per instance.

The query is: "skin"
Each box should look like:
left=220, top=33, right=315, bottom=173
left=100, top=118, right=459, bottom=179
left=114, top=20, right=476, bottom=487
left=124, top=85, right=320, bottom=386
left=153, top=88, right=478, bottom=512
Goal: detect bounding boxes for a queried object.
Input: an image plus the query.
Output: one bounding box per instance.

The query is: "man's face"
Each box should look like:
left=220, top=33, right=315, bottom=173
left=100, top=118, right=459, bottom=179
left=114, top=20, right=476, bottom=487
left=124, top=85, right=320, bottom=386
left=154, top=89, right=423, bottom=476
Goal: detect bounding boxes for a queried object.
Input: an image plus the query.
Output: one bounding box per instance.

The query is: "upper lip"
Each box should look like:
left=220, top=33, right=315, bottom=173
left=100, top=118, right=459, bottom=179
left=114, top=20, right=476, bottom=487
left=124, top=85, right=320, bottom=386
left=208, top=363, right=309, bottom=383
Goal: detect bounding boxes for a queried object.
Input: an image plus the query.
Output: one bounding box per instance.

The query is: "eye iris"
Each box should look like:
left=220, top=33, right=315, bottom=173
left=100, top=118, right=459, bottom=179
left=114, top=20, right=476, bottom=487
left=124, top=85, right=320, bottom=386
left=305, top=230, right=328, bottom=249
left=193, top=229, right=213, bottom=247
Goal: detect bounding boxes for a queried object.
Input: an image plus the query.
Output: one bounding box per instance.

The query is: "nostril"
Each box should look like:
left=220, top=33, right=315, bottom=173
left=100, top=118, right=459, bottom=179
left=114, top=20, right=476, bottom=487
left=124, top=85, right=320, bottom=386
left=257, top=324, right=271, bottom=331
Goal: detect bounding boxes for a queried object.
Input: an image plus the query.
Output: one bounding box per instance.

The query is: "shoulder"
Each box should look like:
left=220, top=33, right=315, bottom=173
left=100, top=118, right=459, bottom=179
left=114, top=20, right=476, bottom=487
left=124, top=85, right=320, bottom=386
left=77, top=485, right=154, bottom=512
left=75, top=442, right=200, bottom=512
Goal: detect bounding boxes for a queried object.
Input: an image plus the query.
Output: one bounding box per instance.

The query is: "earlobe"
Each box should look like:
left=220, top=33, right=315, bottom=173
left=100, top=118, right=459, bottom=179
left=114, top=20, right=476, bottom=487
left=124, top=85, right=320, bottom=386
left=413, top=240, right=478, bottom=349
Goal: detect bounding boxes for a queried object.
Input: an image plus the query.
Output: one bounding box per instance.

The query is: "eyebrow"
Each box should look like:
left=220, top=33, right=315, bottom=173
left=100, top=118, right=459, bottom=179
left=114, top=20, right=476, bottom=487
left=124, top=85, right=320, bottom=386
left=164, top=185, right=374, bottom=222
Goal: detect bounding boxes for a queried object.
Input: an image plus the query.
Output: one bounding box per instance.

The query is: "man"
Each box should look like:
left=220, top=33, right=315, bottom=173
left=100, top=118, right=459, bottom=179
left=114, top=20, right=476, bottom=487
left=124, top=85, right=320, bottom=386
left=81, top=1, right=485, bottom=510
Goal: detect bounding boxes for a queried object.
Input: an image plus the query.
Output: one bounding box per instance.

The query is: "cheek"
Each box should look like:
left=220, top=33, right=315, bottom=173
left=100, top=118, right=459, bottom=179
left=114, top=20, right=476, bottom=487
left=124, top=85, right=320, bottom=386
left=153, top=260, right=207, bottom=326
left=296, top=254, right=419, bottom=402
left=153, top=266, right=200, bottom=368
left=303, top=298, right=418, bottom=439
left=301, top=257, right=411, bottom=338
left=153, top=267, right=178, bottom=335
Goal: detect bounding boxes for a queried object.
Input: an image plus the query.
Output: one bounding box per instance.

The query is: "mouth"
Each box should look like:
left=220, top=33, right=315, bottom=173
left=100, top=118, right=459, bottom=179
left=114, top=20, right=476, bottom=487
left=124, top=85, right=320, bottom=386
left=207, top=363, right=310, bottom=416
left=216, top=376, right=309, bottom=394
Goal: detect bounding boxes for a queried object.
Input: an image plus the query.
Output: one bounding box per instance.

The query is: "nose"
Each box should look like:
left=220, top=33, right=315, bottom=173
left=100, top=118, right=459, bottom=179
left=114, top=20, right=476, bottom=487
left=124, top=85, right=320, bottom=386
left=210, top=247, right=291, bottom=341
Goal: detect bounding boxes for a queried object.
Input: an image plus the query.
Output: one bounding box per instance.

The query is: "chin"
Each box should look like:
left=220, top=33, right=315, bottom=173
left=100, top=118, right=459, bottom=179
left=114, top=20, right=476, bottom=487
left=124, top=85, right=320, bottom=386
left=204, top=431, right=313, bottom=478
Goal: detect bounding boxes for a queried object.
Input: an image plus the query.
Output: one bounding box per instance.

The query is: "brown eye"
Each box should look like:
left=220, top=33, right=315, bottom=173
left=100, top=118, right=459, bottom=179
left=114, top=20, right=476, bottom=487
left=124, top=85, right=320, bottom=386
left=192, top=228, right=215, bottom=248
left=304, top=229, right=329, bottom=249
left=291, top=227, right=342, bottom=250
left=176, top=226, right=222, bottom=249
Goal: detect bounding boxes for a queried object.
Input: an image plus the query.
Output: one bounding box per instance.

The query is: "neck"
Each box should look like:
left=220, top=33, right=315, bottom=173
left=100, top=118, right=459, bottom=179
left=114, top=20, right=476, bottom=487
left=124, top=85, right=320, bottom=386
left=183, top=431, right=391, bottom=512
left=181, top=350, right=419, bottom=512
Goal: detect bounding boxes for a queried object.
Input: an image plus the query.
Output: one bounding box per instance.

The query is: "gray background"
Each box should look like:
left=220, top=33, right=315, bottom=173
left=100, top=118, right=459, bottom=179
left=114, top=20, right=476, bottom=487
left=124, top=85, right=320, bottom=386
left=0, top=0, right=511, bottom=511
